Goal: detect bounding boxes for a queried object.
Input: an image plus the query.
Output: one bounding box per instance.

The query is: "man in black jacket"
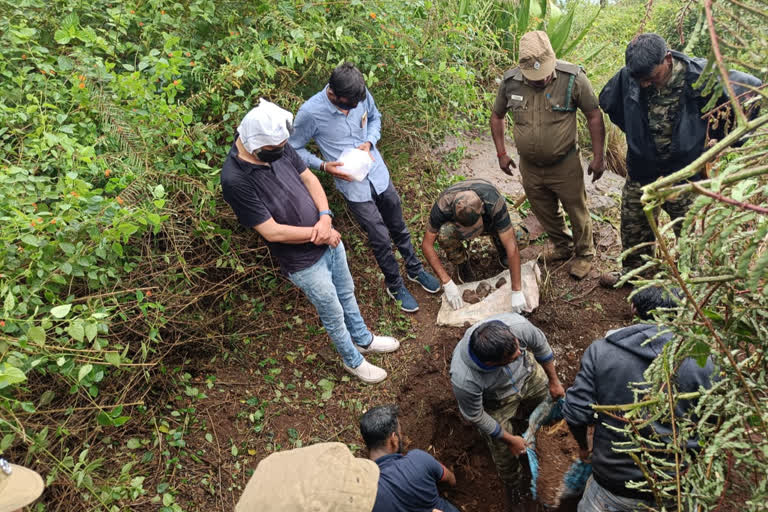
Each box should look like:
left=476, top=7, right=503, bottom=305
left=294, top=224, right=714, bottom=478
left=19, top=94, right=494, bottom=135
left=562, top=287, right=714, bottom=511
left=598, top=33, right=761, bottom=287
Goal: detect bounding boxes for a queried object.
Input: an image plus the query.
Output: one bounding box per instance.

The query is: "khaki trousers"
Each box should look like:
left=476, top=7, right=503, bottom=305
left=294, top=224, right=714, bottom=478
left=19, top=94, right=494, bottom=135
left=519, top=150, right=594, bottom=258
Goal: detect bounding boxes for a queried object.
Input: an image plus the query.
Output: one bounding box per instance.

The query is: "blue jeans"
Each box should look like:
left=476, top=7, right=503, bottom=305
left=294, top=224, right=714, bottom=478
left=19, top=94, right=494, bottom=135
left=578, top=476, right=655, bottom=512
left=288, top=242, right=371, bottom=368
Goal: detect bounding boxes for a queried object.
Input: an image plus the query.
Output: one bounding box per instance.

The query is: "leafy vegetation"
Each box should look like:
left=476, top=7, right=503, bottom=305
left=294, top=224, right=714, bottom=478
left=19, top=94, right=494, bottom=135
left=603, top=0, right=768, bottom=508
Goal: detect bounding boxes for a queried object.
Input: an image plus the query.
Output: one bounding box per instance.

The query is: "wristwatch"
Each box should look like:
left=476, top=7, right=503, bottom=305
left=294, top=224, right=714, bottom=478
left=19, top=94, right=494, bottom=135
left=318, top=209, right=334, bottom=218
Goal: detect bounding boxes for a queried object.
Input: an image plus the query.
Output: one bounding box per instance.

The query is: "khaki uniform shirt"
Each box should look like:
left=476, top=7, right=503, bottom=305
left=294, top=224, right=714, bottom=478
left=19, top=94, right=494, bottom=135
left=493, top=60, right=599, bottom=166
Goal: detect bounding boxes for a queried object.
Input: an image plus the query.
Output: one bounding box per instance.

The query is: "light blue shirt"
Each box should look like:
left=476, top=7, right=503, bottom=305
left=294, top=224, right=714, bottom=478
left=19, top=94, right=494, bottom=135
left=289, top=86, right=390, bottom=202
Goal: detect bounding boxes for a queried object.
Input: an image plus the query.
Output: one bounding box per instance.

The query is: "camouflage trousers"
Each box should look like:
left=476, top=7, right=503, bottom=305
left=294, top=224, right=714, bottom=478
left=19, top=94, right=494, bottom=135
left=481, top=354, right=549, bottom=488
left=621, top=179, right=693, bottom=271
left=437, top=209, right=530, bottom=265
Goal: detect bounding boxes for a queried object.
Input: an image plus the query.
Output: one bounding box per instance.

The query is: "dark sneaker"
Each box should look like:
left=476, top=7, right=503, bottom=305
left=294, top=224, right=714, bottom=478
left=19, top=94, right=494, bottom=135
left=386, top=285, right=419, bottom=313
left=456, top=261, right=476, bottom=284
left=599, top=271, right=630, bottom=288
left=407, top=269, right=441, bottom=294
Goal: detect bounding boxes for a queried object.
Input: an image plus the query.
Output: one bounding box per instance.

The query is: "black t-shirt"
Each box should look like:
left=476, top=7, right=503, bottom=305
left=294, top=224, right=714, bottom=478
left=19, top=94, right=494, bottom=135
left=220, top=137, right=326, bottom=275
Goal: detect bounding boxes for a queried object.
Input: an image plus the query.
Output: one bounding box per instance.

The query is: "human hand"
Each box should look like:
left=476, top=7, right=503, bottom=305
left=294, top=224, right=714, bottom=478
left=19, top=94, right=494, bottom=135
left=324, top=161, right=354, bottom=181
left=356, top=142, right=374, bottom=161
left=504, top=434, right=527, bottom=457
left=509, top=290, right=526, bottom=314
left=549, top=379, right=565, bottom=400
left=310, top=215, right=333, bottom=245
left=328, top=229, right=342, bottom=248
left=587, top=157, right=605, bottom=183
left=498, top=154, right=517, bottom=176
left=443, top=280, right=464, bottom=310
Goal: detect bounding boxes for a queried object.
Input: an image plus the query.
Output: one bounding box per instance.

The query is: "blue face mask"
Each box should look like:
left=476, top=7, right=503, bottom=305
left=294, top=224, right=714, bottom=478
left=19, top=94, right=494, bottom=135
left=256, top=146, right=284, bottom=163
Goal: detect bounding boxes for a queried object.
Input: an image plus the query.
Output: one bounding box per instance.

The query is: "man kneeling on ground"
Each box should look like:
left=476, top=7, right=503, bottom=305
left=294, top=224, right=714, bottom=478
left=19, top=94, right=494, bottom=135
left=450, top=313, right=565, bottom=511
left=360, top=405, right=459, bottom=512
left=221, top=99, right=399, bottom=385
left=421, top=178, right=530, bottom=312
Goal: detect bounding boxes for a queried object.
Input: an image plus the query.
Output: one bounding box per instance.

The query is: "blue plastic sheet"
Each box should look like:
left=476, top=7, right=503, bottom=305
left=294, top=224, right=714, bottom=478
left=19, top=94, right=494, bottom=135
left=523, top=397, right=565, bottom=499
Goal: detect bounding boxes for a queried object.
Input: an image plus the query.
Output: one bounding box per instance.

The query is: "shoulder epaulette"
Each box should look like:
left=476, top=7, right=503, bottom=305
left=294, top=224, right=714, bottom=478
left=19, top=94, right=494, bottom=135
left=555, top=60, right=581, bottom=76
left=503, top=67, right=524, bottom=81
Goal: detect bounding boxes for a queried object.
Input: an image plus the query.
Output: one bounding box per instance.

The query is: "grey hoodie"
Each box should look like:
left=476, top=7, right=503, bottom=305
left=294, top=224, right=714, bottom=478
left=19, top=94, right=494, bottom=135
left=450, top=313, right=554, bottom=438
left=562, top=324, right=714, bottom=499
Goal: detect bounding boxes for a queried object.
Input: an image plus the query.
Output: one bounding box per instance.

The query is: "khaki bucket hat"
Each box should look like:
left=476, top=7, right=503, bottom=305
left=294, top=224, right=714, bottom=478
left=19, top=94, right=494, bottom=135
left=519, top=31, right=556, bottom=81
left=235, top=442, right=380, bottom=512
left=0, top=459, right=45, bottom=512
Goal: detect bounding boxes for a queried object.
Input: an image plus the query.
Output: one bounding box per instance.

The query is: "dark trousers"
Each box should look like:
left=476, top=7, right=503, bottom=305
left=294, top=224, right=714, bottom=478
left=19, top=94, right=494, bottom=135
left=346, top=181, right=423, bottom=290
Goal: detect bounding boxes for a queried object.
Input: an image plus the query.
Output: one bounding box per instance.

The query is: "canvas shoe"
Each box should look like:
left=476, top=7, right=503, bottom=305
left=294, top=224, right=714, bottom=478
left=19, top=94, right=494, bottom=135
left=344, top=359, right=387, bottom=384
left=407, top=270, right=441, bottom=294
left=387, top=285, right=419, bottom=313
left=357, top=335, right=400, bottom=354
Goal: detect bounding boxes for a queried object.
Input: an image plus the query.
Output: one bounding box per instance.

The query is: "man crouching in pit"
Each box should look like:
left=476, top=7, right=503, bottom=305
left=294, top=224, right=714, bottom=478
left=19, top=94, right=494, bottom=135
left=450, top=313, right=565, bottom=511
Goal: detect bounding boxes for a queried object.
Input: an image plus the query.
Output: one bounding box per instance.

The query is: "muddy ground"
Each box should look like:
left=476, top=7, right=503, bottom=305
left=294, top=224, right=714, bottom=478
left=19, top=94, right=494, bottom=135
left=154, top=134, right=633, bottom=511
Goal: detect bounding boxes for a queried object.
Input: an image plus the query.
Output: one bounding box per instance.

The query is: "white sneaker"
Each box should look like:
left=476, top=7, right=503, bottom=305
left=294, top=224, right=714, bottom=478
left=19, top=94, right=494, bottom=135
left=344, top=359, right=387, bottom=384
left=357, top=335, right=400, bottom=354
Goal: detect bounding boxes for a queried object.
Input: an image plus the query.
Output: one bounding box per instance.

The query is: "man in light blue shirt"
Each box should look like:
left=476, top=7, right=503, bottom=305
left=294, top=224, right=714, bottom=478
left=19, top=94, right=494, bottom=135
left=289, top=63, right=440, bottom=313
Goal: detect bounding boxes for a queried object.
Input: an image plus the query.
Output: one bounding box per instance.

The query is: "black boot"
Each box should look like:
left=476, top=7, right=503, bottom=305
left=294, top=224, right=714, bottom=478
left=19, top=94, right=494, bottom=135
left=456, top=260, right=476, bottom=284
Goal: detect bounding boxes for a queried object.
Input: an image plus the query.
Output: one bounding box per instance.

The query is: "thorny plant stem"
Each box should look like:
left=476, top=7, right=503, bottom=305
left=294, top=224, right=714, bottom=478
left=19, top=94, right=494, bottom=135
left=664, top=365, right=683, bottom=511
left=704, top=0, right=746, bottom=125
left=641, top=112, right=768, bottom=198
left=591, top=391, right=702, bottom=412
left=642, top=200, right=768, bottom=441
left=691, top=182, right=768, bottom=214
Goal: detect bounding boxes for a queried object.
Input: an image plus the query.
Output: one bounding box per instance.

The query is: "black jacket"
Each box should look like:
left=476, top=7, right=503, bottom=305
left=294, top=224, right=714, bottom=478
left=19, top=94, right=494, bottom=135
left=599, top=51, right=762, bottom=184
left=562, top=324, right=714, bottom=500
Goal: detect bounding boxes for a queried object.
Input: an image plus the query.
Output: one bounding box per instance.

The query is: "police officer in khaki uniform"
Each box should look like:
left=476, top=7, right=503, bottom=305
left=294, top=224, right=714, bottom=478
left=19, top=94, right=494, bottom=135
left=491, top=31, right=605, bottom=280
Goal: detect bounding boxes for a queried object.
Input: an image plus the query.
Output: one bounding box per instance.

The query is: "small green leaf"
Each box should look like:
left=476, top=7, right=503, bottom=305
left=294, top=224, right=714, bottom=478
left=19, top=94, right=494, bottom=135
left=0, top=363, right=26, bottom=389
left=54, top=29, right=71, bottom=44
left=126, top=438, right=141, bottom=449
left=205, top=433, right=213, bottom=443
left=50, top=304, right=72, bottom=318
left=20, top=402, right=36, bottom=413
left=27, top=326, right=46, bottom=345
left=105, top=352, right=121, bottom=367
left=68, top=321, right=85, bottom=342
left=85, top=322, right=98, bottom=342
left=78, top=364, right=93, bottom=382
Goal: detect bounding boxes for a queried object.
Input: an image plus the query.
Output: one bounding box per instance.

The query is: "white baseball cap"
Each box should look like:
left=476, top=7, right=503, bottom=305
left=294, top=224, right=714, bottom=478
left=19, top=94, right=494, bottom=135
left=237, top=98, right=294, bottom=153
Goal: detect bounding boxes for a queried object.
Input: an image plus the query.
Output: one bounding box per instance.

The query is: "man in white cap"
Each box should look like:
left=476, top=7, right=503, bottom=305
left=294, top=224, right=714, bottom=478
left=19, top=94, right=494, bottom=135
left=490, top=31, right=606, bottom=280
left=235, top=442, right=380, bottom=512
left=221, top=99, right=400, bottom=384
left=0, top=458, right=45, bottom=512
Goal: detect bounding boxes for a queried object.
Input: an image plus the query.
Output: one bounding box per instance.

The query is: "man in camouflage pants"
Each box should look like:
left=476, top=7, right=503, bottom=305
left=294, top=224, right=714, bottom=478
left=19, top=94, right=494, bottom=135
left=421, top=178, right=530, bottom=312
left=598, top=33, right=762, bottom=287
